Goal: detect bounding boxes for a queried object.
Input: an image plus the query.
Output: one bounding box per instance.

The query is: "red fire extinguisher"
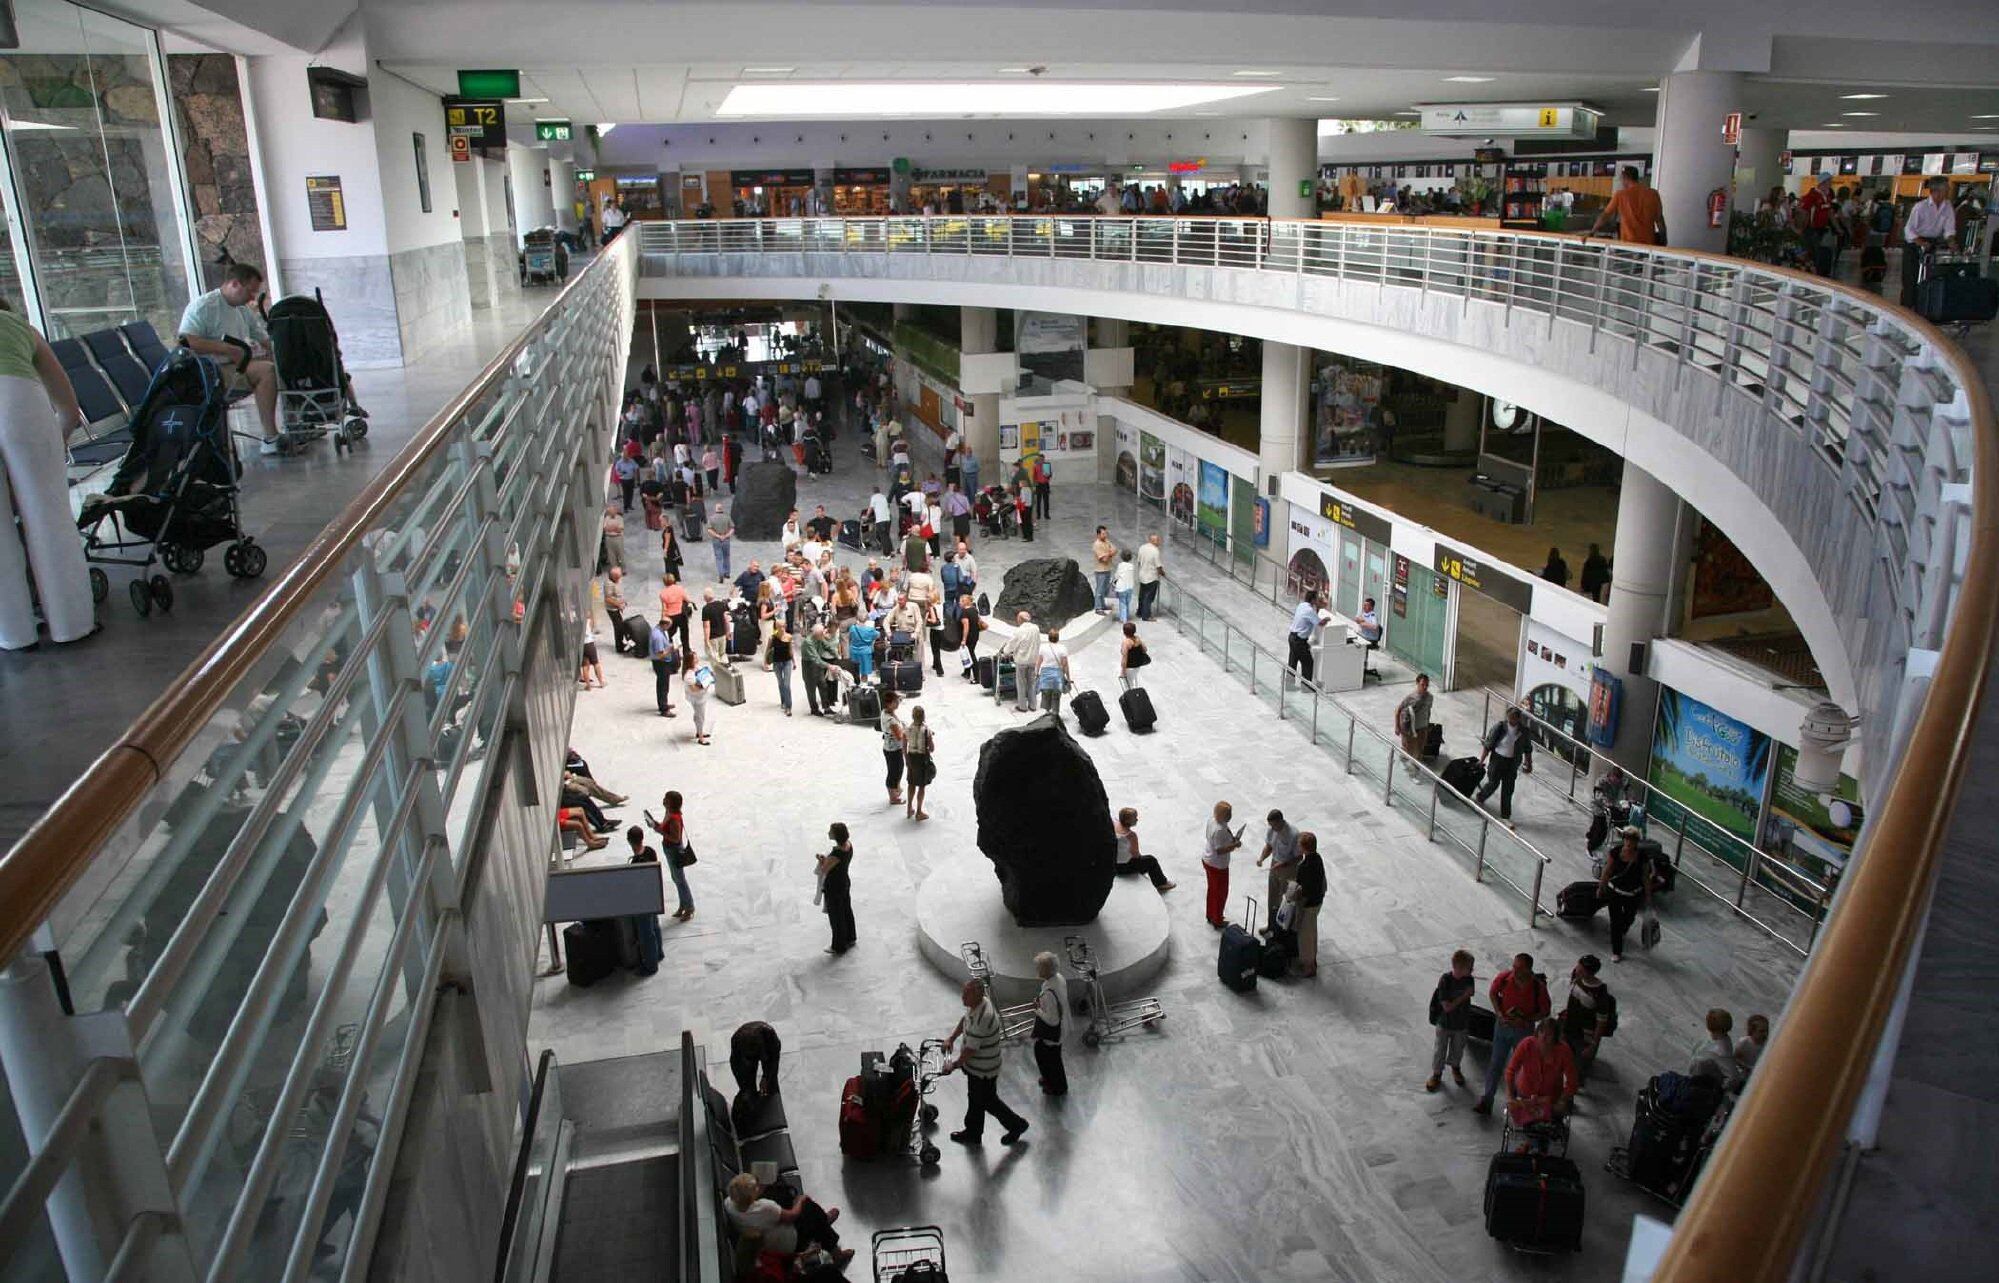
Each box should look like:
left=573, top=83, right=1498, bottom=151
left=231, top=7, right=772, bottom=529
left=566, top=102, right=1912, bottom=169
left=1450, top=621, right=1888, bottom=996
left=1708, top=187, right=1728, bottom=229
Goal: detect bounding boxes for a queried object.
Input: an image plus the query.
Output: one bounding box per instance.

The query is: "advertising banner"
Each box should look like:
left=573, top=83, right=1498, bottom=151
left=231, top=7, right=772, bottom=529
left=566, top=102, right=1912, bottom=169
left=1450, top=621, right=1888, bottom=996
left=1167, top=447, right=1195, bottom=527
left=1646, top=688, right=1772, bottom=848
left=1765, top=745, right=1860, bottom=878
left=1313, top=359, right=1384, bottom=468
left=1014, top=311, right=1087, bottom=386
left=1114, top=419, right=1140, bottom=491
left=1234, top=477, right=1261, bottom=554
left=1285, top=502, right=1339, bottom=600
left=1138, top=432, right=1165, bottom=506
left=1198, top=461, right=1230, bottom=540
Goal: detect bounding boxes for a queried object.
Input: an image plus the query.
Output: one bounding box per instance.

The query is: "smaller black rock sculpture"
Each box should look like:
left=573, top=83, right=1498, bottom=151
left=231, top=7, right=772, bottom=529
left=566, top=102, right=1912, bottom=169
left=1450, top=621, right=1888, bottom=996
left=973, top=714, right=1117, bottom=926
left=731, top=462, right=798, bottom=541
left=991, top=557, right=1097, bottom=628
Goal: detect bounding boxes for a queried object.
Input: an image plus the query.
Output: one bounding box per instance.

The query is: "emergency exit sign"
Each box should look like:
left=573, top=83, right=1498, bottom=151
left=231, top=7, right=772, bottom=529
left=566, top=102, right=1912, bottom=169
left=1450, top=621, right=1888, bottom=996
left=457, top=69, right=521, bottom=99
left=535, top=119, right=573, bottom=142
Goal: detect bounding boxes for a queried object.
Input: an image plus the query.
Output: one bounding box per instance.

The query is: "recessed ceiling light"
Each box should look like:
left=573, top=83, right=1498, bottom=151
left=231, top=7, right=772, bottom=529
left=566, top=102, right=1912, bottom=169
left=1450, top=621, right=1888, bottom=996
left=505, top=97, right=550, bottom=105
left=1443, top=76, right=1495, bottom=84
left=1973, top=114, right=1999, bottom=119
left=1840, top=93, right=1889, bottom=100
left=742, top=67, right=795, bottom=74
left=1641, top=86, right=1660, bottom=93
left=1395, top=110, right=1421, bottom=116
left=1232, top=70, right=1283, bottom=78
left=1819, top=122, right=1846, bottom=128
left=1307, top=96, right=1342, bottom=102
left=1842, top=111, right=1879, bottom=117
left=998, top=67, right=1035, bottom=74
left=716, top=82, right=1282, bottom=117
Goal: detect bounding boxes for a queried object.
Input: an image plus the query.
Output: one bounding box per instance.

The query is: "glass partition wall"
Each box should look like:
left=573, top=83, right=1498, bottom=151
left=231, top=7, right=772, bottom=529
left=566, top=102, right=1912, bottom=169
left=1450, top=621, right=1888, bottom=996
left=0, top=0, right=200, bottom=341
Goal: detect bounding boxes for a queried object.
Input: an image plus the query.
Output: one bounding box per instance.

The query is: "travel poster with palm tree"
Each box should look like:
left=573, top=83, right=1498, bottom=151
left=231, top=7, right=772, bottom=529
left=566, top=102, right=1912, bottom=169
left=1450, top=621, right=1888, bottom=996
left=1646, top=688, right=1772, bottom=848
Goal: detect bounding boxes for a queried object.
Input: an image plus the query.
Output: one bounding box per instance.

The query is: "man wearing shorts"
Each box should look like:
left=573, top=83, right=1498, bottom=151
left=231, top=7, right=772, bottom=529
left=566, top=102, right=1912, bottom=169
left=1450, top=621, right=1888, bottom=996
left=178, top=263, right=283, bottom=454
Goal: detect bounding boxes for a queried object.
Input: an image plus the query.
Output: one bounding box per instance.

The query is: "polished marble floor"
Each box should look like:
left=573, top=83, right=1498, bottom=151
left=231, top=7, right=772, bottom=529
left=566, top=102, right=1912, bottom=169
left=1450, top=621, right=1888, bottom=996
left=537, top=419, right=1804, bottom=1282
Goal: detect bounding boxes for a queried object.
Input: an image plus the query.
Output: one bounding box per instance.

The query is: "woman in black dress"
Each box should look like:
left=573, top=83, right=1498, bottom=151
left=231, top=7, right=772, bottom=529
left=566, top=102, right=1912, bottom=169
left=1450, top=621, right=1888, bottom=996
left=661, top=522, right=684, bottom=584
left=818, top=822, right=856, bottom=954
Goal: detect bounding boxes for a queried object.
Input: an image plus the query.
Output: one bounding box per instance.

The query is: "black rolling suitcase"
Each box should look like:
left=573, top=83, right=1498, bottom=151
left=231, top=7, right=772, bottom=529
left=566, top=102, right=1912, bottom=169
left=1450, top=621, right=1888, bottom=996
left=847, top=683, right=882, bottom=725
left=1259, top=924, right=1297, bottom=978
left=729, top=605, right=759, bottom=658
left=1639, top=839, right=1677, bottom=893
left=1484, top=1152, right=1585, bottom=1251
left=1442, top=756, right=1484, bottom=795
left=1072, top=689, right=1110, bottom=735
left=1918, top=255, right=1999, bottom=326
left=682, top=503, right=704, bottom=542
left=622, top=614, right=654, bottom=656
left=882, top=659, right=924, bottom=694
left=1422, top=722, right=1444, bottom=759
left=1218, top=897, right=1261, bottom=993
left=1556, top=880, right=1603, bottom=920
left=976, top=655, right=998, bottom=689
left=1119, top=686, right=1156, bottom=731
left=839, top=518, right=864, bottom=551
left=563, top=921, right=618, bottom=987
left=1465, top=1002, right=1496, bottom=1043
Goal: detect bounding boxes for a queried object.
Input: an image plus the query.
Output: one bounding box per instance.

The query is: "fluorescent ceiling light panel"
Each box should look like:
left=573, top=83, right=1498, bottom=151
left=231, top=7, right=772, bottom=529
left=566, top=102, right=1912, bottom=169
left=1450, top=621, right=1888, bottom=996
left=1973, top=114, right=1999, bottom=119
left=1839, top=93, right=1888, bottom=100
left=1641, top=86, right=1660, bottom=92
left=998, top=67, right=1034, bottom=73
left=1232, top=70, right=1283, bottom=77
left=1307, top=96, right=1341, bottom=102
left=1443, top=76, right=1495, bottom=83
left=716, top=82, right=1280, bottom=117
left=1841, top=111, right=1878, bottom=117
left=1819, top=122, right=1845, bottom=127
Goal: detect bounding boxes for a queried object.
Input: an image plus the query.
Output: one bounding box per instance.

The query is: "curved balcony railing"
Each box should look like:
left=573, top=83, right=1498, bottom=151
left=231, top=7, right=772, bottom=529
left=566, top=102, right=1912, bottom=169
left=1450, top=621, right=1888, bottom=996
left=0, top=237, right=636, bottom=1279
left=636, top=214, right=1998, bottom=1281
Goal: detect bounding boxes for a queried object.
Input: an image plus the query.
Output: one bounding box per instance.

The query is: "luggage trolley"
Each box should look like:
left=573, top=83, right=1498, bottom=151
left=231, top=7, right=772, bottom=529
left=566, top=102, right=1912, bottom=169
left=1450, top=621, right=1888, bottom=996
left=1500, top=1107, right=1572, bottom=1159
left=902, top=1039, right=948, bottom=1167
left=872, top=1225, right=947, bottom=1283
left=958, top=942, right=1036, bottom=1041
left=1063, top=934, right=1164, bottom=1047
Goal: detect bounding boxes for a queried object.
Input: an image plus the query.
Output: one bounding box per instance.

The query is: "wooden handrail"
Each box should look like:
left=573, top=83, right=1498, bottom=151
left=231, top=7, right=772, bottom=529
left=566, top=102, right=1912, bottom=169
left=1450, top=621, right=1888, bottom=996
left=0, top=236, right=631, bottom=968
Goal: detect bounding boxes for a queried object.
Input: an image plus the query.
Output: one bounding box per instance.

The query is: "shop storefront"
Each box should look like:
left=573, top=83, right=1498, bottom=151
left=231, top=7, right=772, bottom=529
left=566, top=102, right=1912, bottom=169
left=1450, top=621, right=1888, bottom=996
left=832, top=166, right=892, bottom=215
left=730, top=167, right=816, bottom=217
left=909, top=167, right=1000, bottom=213
left=1434, top=541, right=1531, bottom=694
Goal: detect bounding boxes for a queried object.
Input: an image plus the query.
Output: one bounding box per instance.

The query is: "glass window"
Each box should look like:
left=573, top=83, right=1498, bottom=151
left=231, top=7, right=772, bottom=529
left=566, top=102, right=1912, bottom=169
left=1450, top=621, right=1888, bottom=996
left=0, top=0, right=193, bottom=340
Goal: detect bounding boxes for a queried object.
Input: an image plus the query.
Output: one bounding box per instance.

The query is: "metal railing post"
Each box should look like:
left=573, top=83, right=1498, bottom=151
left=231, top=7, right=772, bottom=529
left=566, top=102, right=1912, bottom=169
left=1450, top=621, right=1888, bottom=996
left=1344, top=718, right=1356, bottom=772
left=1427, top=776, right=1441, bottom=840
left=1475, top=819, right=1489, bottom=882
left=1527, top=859, right=1546, bottom=927
left=1310, top=687, right=1319, bottom=742
left=1383, top=748, right=1396, bottom=805
left=1674, top=810, right=1689, bottom=868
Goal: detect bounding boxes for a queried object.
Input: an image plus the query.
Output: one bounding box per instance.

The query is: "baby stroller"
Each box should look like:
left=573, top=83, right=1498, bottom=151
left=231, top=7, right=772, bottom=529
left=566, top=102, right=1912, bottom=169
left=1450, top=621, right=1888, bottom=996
left=267, top=290, right=369, bottom=453
left=77, top=350, right=266, bottom=617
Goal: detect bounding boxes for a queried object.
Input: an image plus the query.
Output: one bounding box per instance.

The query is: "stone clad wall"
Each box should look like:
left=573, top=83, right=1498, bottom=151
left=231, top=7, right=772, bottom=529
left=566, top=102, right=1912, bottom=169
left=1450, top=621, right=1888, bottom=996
left=168, top=53, right=266, bottom=290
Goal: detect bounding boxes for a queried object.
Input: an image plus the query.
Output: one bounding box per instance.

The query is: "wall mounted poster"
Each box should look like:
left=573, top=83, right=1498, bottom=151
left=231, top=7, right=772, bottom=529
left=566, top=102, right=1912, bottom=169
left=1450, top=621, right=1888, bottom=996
left=1198, top=460, right=1230, bottom=540
left=1114, top=418, right=1140, bottom=491
left=1646, top=688, right=1772, bottom=851
left=1014, top=311, right=1087, bottom=386
left=1765, top=744, right=1860, bottom=881
left=1138, top=432, right=1165, bottom=507
left=1167, top=447, right=1195, bottom=527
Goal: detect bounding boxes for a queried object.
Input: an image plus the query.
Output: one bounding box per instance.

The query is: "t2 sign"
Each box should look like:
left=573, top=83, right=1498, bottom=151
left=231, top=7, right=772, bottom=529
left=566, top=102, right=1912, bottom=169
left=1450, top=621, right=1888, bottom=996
left=443, top=98, right=505, bottom=150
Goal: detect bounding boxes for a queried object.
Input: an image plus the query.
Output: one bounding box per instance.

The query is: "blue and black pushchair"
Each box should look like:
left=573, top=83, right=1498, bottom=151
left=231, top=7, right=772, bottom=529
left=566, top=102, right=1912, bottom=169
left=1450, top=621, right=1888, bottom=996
left=77, top=350, right=266, bottom=616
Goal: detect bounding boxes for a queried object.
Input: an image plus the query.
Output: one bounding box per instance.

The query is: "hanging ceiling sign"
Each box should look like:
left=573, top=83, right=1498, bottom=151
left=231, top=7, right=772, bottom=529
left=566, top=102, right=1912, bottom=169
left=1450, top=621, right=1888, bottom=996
left=443, top=97, right=506, bottom=150
left=1421, top=102, right=1601, bottom=140
left=1432, top=541, right=1535, bottom=614
left=1317, top=492, right=1393, bottom=546
left=534, top=119, right=573, bottom=143
left=1168, top=158, right=1207, bottom=174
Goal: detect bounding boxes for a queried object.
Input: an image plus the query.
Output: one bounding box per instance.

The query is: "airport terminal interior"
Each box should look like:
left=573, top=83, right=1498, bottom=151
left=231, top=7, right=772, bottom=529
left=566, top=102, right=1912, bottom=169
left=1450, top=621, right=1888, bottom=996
left=0, top=2, right=1995, bottom=1282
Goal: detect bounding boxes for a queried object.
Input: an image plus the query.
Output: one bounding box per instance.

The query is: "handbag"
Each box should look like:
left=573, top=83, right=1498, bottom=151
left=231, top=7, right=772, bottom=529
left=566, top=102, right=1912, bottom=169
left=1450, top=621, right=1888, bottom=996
left=1127, top=644, right=1151, bottom=669
left=676, top=842, right=698, bottom=867
left=1640, top=912, right=1661, bottom=950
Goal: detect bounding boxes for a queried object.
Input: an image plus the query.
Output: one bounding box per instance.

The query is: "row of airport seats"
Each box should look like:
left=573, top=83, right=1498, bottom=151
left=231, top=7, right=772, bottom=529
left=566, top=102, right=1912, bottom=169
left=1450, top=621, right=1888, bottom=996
left=55, top=321, right=174, bottom=468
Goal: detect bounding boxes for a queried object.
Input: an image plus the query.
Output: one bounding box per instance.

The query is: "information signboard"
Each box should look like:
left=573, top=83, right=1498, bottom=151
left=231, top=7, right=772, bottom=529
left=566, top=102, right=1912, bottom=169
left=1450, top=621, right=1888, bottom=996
left=444, top=97, right=506, bottom=150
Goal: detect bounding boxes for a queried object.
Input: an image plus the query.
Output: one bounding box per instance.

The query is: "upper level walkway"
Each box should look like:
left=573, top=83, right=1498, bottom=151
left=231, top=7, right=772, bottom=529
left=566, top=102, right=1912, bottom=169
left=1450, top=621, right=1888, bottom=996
left=0, top=279, right=592, bottom=853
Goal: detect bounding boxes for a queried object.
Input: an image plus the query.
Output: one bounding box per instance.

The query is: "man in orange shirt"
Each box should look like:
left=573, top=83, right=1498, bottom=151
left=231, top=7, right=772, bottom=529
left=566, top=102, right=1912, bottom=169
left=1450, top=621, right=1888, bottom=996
left=1583, top=166, right=1667, bottom=247
left=1505, top=1017, right=1580, bottom=1129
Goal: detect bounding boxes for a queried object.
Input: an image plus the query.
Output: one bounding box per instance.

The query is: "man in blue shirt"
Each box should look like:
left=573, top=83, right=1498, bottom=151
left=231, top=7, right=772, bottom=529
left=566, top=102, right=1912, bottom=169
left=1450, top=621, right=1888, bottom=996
left=1286, top=589, right=1323, bottom=684
left=177, top=263, right=281, bottom=452
left=649, top=621, right=679, bottom=717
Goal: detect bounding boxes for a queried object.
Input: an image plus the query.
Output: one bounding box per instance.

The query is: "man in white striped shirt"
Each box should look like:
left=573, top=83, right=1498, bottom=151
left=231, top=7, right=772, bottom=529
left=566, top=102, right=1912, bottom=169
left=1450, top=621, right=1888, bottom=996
left=944, top=979, right=1030, bottom=1146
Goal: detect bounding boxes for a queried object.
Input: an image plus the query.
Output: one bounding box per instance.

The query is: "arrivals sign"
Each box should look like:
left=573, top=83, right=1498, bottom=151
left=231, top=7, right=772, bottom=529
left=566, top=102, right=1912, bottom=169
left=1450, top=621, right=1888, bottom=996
left=1432, top=541, right=1534, bottom=614
left=1316, top=493, right=1392, bottom=546
left=444, top=97, right=505, bottom=150
left=1421, top=102, right=1601, bottom=139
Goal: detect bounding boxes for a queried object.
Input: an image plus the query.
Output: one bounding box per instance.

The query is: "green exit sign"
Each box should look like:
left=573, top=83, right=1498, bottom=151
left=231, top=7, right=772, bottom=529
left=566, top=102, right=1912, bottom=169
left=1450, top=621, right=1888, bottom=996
left=535, top=119, right=572, bottom=142
left=575, top=169, right=596, bottom=182
left=457, top=69, right=521, bottom=99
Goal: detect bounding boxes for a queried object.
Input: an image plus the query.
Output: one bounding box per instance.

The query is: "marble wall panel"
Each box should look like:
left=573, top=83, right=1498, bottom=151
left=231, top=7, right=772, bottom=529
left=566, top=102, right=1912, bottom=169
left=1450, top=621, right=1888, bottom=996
left=279, top=253, right=403, bottom=368
left=391, top=240, right=473, bottom=365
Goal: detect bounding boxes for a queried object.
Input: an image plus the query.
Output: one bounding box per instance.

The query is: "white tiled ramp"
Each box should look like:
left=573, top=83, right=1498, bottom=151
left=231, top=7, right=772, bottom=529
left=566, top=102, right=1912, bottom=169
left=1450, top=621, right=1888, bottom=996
left=540, top=430, right=1801, bottom=1281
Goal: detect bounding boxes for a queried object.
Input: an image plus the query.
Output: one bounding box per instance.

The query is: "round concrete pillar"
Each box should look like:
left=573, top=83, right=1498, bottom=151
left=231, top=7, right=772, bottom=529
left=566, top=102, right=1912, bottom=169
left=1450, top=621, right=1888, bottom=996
left=1259, top=340, right=1309, bottom=483
left=1264, top=117, right=1318, bottom=220
left=1598, top=459, right=1685, bottom=772
left=1652, top=71, right=1745, bottom=255
left=961, top=306, right=1001, bottom=479
left=1442, top=390, right=1482, bottom=453
left=1733, top=126, right=1784, bottom=213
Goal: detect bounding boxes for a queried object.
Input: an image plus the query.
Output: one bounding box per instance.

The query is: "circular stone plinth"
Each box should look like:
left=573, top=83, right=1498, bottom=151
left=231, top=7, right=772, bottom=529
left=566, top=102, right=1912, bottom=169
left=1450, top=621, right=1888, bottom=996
left=915, top=858, right=1171, bottom=1008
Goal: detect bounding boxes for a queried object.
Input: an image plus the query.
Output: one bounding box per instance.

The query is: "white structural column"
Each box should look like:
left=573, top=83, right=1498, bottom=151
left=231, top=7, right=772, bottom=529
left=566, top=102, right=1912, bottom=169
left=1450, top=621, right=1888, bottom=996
left=1598, top=460, right=1685, bottom=771
left=507, top=143, right=556, bottom=240
left=960, top=305, right=1001, bottom=479
left=1733, top=126, right=1783, bottom=212
left=1442, top=390, right=1481, bottom=453
left=1258, top=338, right=1309, bottom=487
left=454, top=155, right=496, bottom=308
left=1093, top=317, right=1132, bottom=394
left=1652, top=70, right=1746, bottom=254
left=1264, top=116, right=1318, bottom=220
left=548, top=156, right=576, bottom=232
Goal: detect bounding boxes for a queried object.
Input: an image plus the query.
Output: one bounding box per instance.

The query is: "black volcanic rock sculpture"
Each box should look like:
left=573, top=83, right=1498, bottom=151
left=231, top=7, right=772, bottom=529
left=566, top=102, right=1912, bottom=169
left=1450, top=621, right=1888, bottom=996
left=730, top=462, right=797, bottom=540
left=972, top=714, right=1117, bottom=926
left=991, top=557, right=1096, bottom=627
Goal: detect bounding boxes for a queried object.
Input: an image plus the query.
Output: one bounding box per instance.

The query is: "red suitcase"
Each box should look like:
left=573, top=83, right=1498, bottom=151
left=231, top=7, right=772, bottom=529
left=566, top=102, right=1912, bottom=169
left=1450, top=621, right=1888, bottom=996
left=838, top=1074, right=877, bottom=1158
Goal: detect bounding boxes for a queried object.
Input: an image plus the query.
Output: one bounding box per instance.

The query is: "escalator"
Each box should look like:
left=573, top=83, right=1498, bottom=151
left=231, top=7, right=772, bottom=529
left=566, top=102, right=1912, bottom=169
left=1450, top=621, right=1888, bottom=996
left=496, top=1050, right=689, bottom=1282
